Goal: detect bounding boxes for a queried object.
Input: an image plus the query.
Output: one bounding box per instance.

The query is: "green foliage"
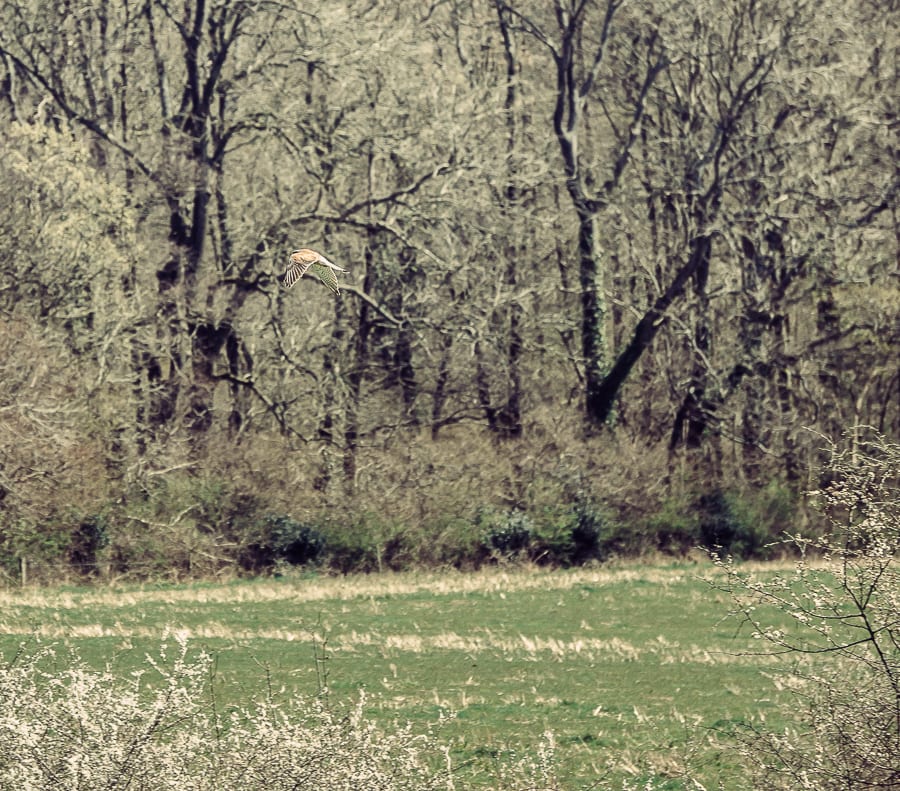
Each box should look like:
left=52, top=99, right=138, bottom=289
left=643, top=498, right=702, bottom=557
left=0, top=512, right=72, bottom=581
left=68, top=515, right=110, bottom=577
left=698, top=484, right=796, bottom=560
left=420, top=516, right=488, bottom=570
left=523, top=501, right=615, bottom=565
left=568, top=502, right=606, bottom=563
left=241, top=515, right=326, bottom=571
left=1, top=467, right=803, bottom=582
left=637, top=483, right=798, bottom=561
left=729, top=482, right=797, bottom=555
left=308, top=513, right=383, bottom=574
left=272, top=518, right=326, bottom=566
left=474, top=501, right=621, bottom=566
left=697, top=490, right=759, bottom=559
left=479, top=509, right=535, bottom=559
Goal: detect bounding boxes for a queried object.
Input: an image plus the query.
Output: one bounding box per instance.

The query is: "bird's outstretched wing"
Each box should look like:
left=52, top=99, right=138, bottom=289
left=281, top=250, right=317, bottom=289
left=310, top=262, right=342, bottom=294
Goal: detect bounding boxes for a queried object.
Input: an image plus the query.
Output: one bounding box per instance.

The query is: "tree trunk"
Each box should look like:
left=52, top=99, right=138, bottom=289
left=431, top=332, right=454, bottom=440
left=343, top=239, right=376, bottom=491
left=578, top=211, right=607, bottom=426
left=595, top=233, right=713, bottom=425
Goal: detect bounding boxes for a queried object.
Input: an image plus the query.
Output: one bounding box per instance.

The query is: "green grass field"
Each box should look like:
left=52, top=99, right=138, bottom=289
left=0, top=562, right=800, bottom=788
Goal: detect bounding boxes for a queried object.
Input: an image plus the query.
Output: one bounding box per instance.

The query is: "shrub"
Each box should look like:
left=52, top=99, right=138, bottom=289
left=569, top=502, right=604, bottom=562
left=571, top=502, right=615, bottom=564
left=241, top=514, right=326, bottom=572
left=711, top=428, right=900, bottom=789
left=644, top=496, right=702, bottom=556
left=480, top=509, right=534, bottom=559
left=698, top=488, right=775, bottom=560
left=318, top=515, right=383, bottom=573
left=525, top=501, right=610, bottom=566
left=0, top=632, right=564, bottom=791
left=68, top=515, right=109, bottom=576
left=270, top=516, right=326, bottom=566
left=0, top=512, right=73, bottom=584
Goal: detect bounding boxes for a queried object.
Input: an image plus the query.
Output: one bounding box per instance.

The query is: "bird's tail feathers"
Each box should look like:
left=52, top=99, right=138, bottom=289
left=322, top=256, right=348, bottom=273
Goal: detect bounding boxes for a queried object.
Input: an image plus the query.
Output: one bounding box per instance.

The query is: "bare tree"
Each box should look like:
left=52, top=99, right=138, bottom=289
left=494, top=0, right=668, bottom=429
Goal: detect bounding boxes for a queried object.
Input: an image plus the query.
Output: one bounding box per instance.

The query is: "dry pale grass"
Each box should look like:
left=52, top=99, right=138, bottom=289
left=0, top=562, right=698, bottom=610
left=0, top=621, right=779, bottom=668
left=0, top=562, right=801, bottom=671
left=0, top=558, right=812, bottom=611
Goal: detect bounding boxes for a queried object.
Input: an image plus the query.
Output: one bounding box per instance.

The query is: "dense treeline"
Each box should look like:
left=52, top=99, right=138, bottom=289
left=0, top=0, right=896, bottom=581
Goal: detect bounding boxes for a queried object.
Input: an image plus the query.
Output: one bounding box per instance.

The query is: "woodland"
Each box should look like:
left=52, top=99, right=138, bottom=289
left=0, top=0, right=896, bottom=581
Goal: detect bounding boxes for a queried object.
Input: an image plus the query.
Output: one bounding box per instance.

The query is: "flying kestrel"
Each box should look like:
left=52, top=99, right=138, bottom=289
left=281, top=248, right=348, bottom=294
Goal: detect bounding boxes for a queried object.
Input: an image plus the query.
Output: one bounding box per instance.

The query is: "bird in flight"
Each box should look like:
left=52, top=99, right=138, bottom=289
left=281, top=248, right=348, bottom=294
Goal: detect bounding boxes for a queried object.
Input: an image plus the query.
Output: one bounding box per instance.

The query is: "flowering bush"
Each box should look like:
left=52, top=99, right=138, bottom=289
left=711, top=428, right=899, bottom=789
left=0, top=630, right=563, bottom=791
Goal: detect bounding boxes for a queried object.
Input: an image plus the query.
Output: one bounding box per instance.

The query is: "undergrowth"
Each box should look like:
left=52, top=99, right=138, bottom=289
left=1, top=467, right=800, bottom=584
left=0, top=630, right=568, bottom=791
